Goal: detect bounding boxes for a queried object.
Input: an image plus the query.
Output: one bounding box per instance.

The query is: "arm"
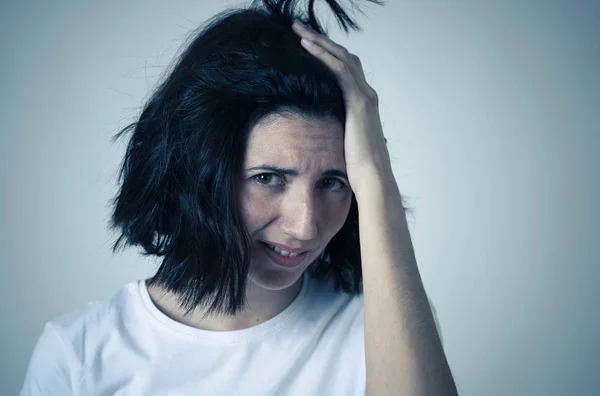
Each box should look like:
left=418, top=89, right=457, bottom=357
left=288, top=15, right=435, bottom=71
left=355, top=168, right=457, bottom=395
left=290, top=20, right=457, bottom=395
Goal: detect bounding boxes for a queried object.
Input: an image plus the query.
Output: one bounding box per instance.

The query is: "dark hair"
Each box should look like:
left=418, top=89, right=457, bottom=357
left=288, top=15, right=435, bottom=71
left=109, top=0, right=385, bottom=316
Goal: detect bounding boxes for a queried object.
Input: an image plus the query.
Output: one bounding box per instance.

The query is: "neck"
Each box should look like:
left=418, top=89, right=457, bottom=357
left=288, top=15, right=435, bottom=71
left=146, top=274, right=305, bottom=331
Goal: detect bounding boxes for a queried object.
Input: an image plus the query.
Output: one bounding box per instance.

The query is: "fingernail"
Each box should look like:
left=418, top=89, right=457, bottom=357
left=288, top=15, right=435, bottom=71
left=293, top=20, right=306, bottom=30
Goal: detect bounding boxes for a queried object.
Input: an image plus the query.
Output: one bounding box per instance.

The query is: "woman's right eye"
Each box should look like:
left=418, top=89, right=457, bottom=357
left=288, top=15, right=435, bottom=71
left=254, top=173, right=281, bottom=186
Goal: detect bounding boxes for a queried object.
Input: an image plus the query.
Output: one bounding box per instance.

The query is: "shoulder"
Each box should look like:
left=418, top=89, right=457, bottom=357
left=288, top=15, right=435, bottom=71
left=51, top=281, right=140, bottom=341
left=49, top=281, right=144, bottom=368
left=20, top=281, right=142, bottom=395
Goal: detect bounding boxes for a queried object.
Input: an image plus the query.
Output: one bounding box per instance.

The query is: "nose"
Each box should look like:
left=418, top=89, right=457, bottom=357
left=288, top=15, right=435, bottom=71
left=281, top=188, right=318, bottom=241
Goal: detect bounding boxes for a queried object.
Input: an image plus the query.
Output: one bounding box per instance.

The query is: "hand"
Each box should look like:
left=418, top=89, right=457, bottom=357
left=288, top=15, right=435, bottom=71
left=291, top=20, right=393, bottom=195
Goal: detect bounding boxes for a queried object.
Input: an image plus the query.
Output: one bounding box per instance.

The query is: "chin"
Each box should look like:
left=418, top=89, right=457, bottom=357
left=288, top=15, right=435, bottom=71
left=247, top=265, right=305, bottom=291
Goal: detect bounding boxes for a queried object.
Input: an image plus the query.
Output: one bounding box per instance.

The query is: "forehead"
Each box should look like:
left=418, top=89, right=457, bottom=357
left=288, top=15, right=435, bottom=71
left=244, top=113, right=345, bottom=164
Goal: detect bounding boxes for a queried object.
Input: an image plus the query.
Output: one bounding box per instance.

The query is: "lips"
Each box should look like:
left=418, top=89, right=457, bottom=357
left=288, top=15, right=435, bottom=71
left=261, top=241, right=310, bottom=254
left=259, top=241, right=309, bottom=268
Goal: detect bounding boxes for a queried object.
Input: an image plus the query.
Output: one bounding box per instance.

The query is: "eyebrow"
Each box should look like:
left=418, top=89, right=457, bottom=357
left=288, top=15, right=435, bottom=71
left=246, top=165, right=348, bottom=181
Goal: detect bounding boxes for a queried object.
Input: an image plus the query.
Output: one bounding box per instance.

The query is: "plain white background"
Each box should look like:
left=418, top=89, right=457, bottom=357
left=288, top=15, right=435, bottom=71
left=2, top=0, right=599, bottom=394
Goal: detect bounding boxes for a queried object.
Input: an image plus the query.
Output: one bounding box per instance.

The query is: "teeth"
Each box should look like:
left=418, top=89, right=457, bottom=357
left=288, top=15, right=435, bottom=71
left=267, top=244, right=301, bottom=257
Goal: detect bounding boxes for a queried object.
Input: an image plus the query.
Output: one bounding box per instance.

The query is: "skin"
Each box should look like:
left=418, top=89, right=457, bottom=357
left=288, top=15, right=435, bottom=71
left=147, top=112, right=353, bottom=331
left=291, top=21, right=457, bottom=394
left=145, top=18, right=456, bottom=394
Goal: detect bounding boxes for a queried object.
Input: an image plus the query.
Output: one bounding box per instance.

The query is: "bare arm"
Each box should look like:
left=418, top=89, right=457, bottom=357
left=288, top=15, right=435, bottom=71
left=356, top=169, right=458, bottom=395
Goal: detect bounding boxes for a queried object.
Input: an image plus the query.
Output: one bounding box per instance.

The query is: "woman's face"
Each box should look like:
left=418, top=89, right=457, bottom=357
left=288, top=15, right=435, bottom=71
left=237, top=113, right=353, bottom=291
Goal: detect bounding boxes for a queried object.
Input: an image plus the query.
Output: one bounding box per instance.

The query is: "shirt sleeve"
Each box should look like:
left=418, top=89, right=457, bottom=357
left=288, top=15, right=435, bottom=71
left=19, top=322, right=76, bottom=396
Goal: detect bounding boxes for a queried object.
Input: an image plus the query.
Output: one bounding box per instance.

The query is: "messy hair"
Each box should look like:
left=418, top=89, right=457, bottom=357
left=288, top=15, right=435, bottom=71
left=110, top=0, right=385, bottom=316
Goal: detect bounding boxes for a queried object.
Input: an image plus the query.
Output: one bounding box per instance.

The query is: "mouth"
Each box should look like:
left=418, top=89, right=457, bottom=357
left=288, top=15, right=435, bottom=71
left=259, top=241, right=310, bottom=268
left=260, top=241, right=309, bottom=255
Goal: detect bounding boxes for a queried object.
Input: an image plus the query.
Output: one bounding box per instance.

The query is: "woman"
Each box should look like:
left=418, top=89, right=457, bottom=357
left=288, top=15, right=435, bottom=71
left=21, top=0, right=457, bottom=394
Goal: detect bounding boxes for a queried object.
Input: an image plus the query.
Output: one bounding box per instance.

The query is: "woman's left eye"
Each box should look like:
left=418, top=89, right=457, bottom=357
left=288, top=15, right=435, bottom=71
left=320, top=178, right=347, bottom=190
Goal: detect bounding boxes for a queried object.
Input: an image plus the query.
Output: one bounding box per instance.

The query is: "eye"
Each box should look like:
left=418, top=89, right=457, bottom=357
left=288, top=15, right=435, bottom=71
left=319, top=178, right=348, bottom=191
left=253, top=173, right=348, bottom=191
left=253, top=173, right=282, bottom=186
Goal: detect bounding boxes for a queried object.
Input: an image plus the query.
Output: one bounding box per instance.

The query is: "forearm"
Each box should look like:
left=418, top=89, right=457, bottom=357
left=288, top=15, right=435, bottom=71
left=355, top=170, right=457, bottom=395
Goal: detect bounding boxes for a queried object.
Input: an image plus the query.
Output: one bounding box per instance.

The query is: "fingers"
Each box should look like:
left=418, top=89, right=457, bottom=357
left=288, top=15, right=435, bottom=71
left=292, top=21, right=351, bottom=62
left=293, top=20, right=375, bottom=103
left=299, top=38, right=357, bottom=87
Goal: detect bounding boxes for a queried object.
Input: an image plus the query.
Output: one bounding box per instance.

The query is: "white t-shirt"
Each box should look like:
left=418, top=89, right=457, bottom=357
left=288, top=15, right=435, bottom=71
left=20, top=272, right=443, bottom=395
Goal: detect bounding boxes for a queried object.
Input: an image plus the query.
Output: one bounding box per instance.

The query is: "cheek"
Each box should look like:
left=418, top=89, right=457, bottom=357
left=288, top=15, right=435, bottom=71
left=324, top=195, right=353, bottom=233
left=239, top=186, right=352, bottom=234
left=239, top=189, right=275, bottom=230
